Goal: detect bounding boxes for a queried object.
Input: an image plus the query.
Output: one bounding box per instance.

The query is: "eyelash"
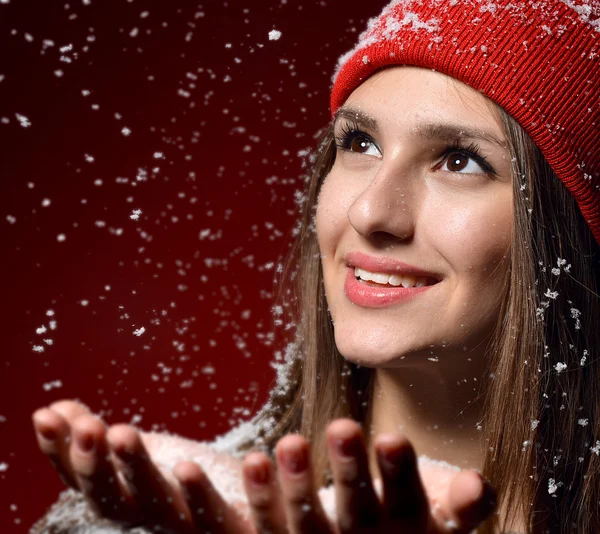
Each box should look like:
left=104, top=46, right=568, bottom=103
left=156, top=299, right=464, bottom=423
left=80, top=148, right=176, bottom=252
left=334, top=122, right=497, bottom=176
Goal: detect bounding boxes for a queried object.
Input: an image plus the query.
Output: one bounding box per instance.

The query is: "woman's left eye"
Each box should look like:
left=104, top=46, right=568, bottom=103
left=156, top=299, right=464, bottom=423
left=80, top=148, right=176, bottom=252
left=438, top=145, right=495, bottom=175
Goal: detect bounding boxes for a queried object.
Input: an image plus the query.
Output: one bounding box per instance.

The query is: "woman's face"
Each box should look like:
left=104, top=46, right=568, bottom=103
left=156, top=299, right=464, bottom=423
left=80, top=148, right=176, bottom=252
left=316, top=66, right=513, bottom=368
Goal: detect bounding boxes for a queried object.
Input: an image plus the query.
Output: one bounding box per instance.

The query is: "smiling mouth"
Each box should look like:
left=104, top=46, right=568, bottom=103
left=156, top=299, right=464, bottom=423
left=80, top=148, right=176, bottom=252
left=353, top=267, right=439, bottom=288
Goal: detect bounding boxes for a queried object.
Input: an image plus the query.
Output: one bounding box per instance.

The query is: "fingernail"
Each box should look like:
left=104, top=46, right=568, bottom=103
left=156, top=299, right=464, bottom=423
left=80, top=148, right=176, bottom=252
left=37, top=425, right=56, bottom=441
left=333, top=435, right=360, bottom=458
left=247, top=462, right=269, bottom=485
left=281, top=446, right=307, bottom=474
left=378, top=441, right=411, bottom=476
left=76, top=433, right=95, bottom=454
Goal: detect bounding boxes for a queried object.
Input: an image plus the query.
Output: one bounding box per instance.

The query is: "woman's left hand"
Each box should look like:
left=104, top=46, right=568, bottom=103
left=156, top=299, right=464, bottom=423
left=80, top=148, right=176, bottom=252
left=240, top=418, right=497, bottom=534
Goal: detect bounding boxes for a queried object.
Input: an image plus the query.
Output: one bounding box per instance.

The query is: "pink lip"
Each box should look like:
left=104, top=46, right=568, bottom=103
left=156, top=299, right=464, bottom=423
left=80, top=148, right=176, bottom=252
left=344, top=268, right=434, bottom=308
left=345, top=251, right=442, bottom=281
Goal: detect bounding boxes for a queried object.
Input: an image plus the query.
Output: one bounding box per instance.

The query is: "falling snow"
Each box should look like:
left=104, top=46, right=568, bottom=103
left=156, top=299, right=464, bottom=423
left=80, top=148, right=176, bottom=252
left=15, top=113, right=31, bottom=128
left=42, top=380, right=63, bottom=392
left=555, top=362, right=567, bottom=373
left=544, top=289, right=559, bottom=299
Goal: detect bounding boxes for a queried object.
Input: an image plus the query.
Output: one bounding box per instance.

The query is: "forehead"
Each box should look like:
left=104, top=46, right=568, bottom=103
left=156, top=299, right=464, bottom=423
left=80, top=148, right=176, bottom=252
left=344, top=66, right=504, bottom=136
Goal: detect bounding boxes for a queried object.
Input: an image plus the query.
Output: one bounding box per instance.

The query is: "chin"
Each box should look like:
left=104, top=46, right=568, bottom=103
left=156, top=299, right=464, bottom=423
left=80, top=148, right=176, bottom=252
left=332, top=321, right=425, bottom=368
left=332, top=317, right=495, bottom=369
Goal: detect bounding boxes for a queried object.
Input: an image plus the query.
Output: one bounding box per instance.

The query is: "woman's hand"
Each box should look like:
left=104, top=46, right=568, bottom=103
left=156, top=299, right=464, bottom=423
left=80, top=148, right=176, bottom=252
left=259, top=420, right=497, bottom=534
left=32, top=400, right=254, bottom=533
left=33, top=401, right=497, bottom=533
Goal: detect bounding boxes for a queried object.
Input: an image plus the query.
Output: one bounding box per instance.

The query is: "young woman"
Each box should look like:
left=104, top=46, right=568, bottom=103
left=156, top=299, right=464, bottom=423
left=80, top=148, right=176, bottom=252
left=30, top=0, right=600, bottom=533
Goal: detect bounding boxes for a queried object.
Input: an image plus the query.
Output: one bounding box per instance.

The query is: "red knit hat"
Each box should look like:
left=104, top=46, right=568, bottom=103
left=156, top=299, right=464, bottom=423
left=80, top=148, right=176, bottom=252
left=330, top=0, right=600, bottom=245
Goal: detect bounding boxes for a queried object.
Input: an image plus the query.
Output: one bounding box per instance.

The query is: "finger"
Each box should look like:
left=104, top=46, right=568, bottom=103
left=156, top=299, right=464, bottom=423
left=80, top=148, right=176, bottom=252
left=376, top=433, right=429, bottom=530
left=174, top=460, right=246, bottom=534
left=49, top=399, right=92, bottom=422
left=107, top=424, right=191, bottom=534
left=70, top=415, right=140, bottom=525
left=325, top=419, right=381, bottom=533
left=32, top=407, right=79, bottom=489
left=242, top=452, right=288, bottom=534
left=443, top=470, right=497, bottom=533
left=275, top=434, right=331, bottom=534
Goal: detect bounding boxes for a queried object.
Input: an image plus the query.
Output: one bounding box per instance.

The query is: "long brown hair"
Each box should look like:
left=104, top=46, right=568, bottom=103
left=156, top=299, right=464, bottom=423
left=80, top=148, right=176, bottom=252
left=236, top=105, right=600, bottom=533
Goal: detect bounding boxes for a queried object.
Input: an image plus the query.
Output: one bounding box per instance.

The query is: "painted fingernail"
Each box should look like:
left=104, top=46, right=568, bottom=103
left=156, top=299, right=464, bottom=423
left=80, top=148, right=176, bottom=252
left=334, top=435, right=360, bottom=458
left=247, top=462, right=269, bottom=485
left=113, top=445, right=136, bottom=461
left=37, top=425, right=56, bottom=441
left=378, top=441, right=411, bottom=475
left=76, top=433, right=95, bottom=454
left=281, top=446, right=307, bottom=474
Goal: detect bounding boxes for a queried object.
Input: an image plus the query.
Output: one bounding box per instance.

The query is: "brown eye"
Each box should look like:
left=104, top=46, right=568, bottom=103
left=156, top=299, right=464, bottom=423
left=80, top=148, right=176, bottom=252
left=349, top=135, right=373, bottom=153
left=446, top=152, right=469, bottom=172
left=336, top=129, right=382, bottom=158
left=440, top=149, right=488, bottom=174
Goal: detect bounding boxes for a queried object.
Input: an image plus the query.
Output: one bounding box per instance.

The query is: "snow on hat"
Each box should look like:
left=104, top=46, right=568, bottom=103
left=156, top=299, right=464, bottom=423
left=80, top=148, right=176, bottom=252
left=330, top=0, right=600, bottom=245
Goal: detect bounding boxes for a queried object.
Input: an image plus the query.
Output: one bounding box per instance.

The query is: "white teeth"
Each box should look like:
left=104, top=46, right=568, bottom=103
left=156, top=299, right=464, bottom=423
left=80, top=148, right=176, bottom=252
left=354, top=267, right=432, bottom=288
left=401, top=275, right=416, bottom=288
left=371, top=272, right=389, bottom=284
left=388, top=274, right=403, bottom=286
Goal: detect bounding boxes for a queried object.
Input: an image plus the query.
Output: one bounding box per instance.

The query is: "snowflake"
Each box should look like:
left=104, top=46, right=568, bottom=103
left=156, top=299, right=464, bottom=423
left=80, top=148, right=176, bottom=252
left=544, top=289, right=559, bottom=299
left=42, top=380, right=63, bottom=392
left=555, top=362, right=567, bottom=373
left=531, top=419, right=539, bottom=430
left=15, top=113, right=31, bottom=128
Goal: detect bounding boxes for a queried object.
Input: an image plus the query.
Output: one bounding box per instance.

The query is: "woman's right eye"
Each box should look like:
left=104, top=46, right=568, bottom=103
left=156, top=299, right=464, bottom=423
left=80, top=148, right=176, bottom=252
left=335, top=130, right=382, bottom=158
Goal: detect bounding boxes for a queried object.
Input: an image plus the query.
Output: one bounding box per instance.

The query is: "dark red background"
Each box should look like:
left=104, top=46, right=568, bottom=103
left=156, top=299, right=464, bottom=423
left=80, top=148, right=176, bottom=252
left=0, top=1, right=386, bottom=531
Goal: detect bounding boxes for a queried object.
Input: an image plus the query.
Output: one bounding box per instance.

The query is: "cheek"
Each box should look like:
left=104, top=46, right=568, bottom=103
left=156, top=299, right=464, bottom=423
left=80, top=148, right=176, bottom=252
left=428, top=191, right=512, bottom=278
left=315, top=172, right=354, bottom=252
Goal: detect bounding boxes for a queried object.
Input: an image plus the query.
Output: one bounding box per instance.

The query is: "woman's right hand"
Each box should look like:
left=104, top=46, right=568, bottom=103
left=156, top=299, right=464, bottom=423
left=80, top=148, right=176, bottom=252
left=32, top=400, right=258, bottom=533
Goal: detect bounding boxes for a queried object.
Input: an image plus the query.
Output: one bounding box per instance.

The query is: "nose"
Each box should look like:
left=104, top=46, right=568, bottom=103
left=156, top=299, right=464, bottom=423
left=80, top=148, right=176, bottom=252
left=347, top=160, right=417, bottom=242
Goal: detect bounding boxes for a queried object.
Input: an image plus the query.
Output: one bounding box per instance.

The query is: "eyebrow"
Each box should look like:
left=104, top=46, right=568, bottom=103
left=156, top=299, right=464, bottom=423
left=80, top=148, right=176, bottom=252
left=333, top=106, right=508, bottom=149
